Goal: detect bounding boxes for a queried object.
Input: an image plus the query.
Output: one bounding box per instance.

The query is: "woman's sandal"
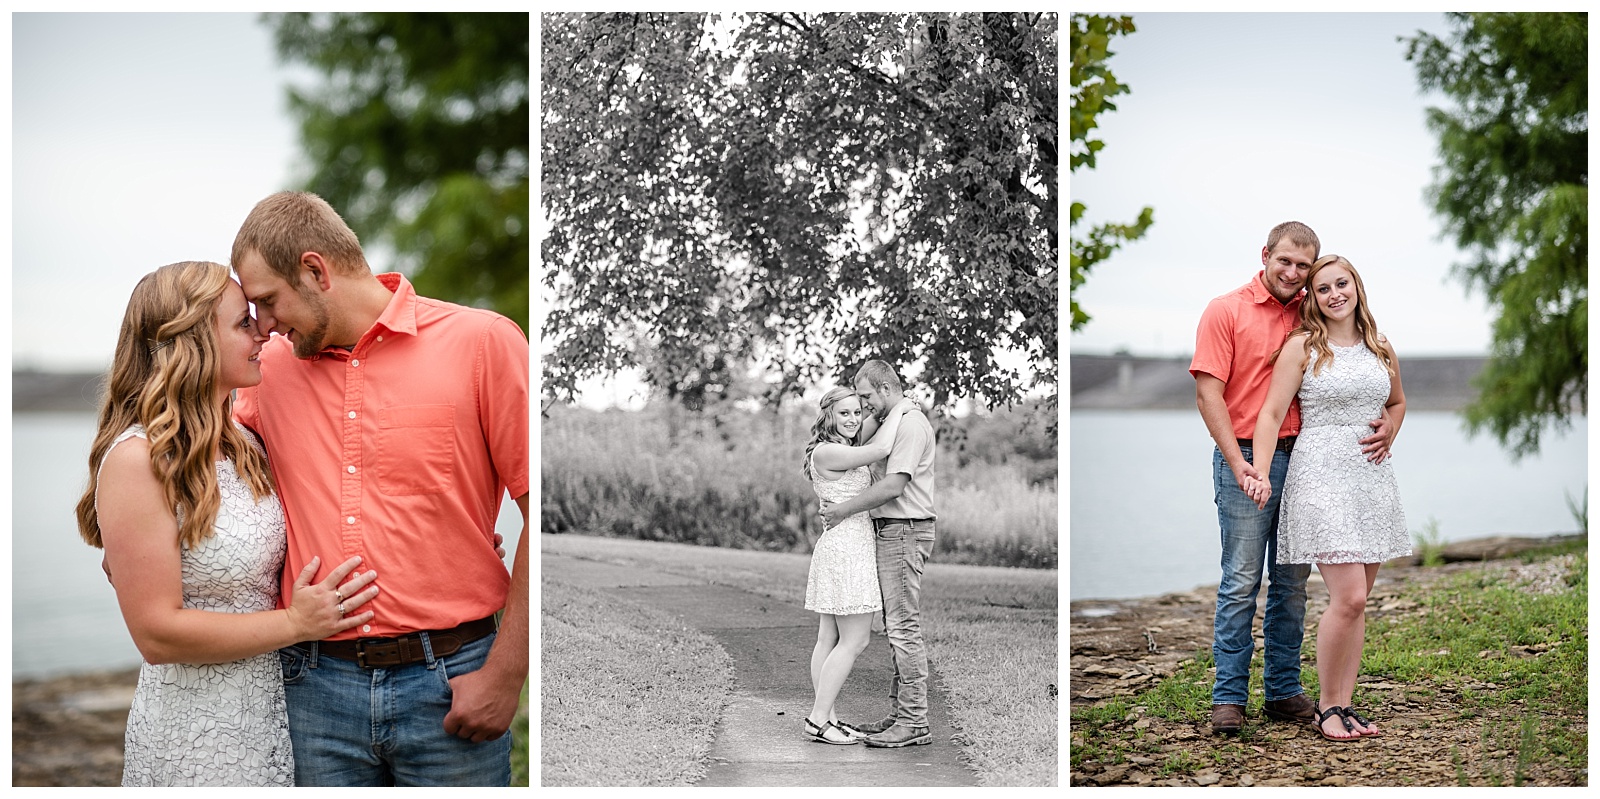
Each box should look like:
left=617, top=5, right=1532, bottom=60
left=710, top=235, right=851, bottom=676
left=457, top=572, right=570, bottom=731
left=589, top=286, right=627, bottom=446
left=1312, top=704, right=1362, bottom=743
left=803, top=717, right=859, bottom=745
left=1344, top=707, right=1380, bottom=736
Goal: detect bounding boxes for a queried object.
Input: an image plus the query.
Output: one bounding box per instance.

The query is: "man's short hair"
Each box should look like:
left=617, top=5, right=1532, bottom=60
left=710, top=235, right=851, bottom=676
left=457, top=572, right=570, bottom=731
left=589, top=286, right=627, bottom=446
left=1265, top=221, right=1320, bottom=258
left=231, top=191, right=370, bottom=283
left=852, top=359, right=902, bottom=392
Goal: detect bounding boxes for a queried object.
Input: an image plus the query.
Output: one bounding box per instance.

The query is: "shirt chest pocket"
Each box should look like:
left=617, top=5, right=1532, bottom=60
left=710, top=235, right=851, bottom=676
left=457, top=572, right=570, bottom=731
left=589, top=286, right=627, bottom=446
left=377, top=404, right=456, bottom=495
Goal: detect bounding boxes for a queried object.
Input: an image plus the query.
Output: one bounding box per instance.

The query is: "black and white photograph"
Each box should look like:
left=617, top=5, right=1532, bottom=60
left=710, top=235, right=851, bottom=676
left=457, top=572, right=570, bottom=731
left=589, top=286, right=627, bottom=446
left=539, top=11, right=1059, bottom=787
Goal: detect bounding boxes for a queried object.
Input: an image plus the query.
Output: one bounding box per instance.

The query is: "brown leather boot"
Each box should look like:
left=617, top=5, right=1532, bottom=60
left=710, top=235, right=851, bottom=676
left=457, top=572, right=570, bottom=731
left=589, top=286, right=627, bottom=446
left=1210, top=703, right=1244, bottom=735
left=1263, top=693, right=1316, bottom=724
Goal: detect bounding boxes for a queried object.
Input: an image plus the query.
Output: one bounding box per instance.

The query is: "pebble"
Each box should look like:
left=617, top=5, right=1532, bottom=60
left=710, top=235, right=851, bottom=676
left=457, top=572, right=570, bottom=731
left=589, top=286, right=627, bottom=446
left=1195, top=773, right=1221, bottom=786
left=1239, top=775, right=1255, bottom=787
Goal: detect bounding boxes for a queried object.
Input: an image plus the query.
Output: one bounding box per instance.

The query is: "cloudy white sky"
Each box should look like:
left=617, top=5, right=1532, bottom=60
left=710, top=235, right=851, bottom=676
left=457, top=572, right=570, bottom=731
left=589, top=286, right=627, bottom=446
left=11, top=13, right=313, bottom=371
left=1070, top=12, right=1499, bottom=358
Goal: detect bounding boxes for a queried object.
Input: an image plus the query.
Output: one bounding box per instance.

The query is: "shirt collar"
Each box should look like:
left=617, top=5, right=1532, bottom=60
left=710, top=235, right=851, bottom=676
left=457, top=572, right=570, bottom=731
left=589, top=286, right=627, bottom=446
left=1251, top=270, right=1303, bottom=309
left=308, top=272, right=417, bottom=360
left=372, top=272, right=419, bottom=338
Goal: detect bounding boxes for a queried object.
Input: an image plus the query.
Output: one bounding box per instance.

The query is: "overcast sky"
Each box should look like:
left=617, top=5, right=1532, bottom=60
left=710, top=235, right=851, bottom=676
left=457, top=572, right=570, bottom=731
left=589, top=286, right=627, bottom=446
left=11, top=13, right=312, bottom=371
left=1071, top=12, right=1498, bottom=358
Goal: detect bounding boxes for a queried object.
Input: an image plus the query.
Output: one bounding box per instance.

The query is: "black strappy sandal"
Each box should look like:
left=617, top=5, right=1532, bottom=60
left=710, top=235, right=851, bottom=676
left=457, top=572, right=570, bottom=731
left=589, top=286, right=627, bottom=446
left=1312, top=704, right=1361, bottom=743
left=1344, top=707, right=1380, bottom=736
left=803, top=717, right=859, bottom=745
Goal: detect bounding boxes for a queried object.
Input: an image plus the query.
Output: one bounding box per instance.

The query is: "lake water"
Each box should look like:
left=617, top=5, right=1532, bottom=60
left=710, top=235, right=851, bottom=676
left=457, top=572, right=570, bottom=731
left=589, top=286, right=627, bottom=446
left=1070, top=410, right=1587, bottom=601
left=12, top=412, right=526, bottom=679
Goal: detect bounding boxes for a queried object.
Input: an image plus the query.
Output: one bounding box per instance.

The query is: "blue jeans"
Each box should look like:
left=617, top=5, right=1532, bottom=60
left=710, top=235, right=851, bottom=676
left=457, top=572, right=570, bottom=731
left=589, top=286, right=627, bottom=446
left=874, top=519, right=935, bottom=728
left=1211, top=446, right=1310, bottom=706
left=279, top=632, right=511, bottom=786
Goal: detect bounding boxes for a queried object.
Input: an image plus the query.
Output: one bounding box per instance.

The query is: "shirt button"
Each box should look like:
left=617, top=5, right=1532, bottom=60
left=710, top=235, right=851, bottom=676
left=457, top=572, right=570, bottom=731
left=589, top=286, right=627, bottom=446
left=347, top=516, right=356, bottom=524
left=377, top=335, right=383, bottom=342
left=352, top=359, right=360, bottom=367
left=347, top=465, right=357, bottom=474
left=348, top=411, right=357, bottom=419
left=362, top=625, right=371, bottom=633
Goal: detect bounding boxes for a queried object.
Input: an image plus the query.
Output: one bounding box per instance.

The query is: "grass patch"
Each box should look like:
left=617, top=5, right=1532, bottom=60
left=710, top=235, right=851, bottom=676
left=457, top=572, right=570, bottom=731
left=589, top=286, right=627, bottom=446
left=1361, top=562, right=1585, bottom=706
left=1357, top=556, right=1587, bottom=783
left=512, top=681, right=528, bottom=786
left=540, top=577, right=734, bottom=786
left=541, top=403, right=1057, bottom=568
left=1070, top=550, right=1588, bottom=785
left=542, top=533, right=1058, bottom=786
left=1413, top=517, right=1446, bottom=567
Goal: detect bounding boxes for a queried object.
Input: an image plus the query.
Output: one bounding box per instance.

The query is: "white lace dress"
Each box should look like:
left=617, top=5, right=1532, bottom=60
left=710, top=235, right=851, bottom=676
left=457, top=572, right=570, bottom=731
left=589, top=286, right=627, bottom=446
left=806, top=461, right=883, bottom=616
left=101, top=424, right=294, bottom=786
left=1277, top=342, right=1411, bottom=565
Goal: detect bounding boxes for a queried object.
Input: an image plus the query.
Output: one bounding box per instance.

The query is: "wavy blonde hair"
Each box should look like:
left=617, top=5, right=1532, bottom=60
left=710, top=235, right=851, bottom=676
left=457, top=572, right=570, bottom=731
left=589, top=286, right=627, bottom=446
left=801, top=386, right=859, bottom=481
left=1285, top=255, right=1397, bottom=378
left=76, top=262, right=275, bottom=550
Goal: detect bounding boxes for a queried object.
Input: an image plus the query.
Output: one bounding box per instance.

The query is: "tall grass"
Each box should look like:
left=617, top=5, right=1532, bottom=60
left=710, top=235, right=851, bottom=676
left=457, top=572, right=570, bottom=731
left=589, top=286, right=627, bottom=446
left=541, top=403, right=1057, bottom=568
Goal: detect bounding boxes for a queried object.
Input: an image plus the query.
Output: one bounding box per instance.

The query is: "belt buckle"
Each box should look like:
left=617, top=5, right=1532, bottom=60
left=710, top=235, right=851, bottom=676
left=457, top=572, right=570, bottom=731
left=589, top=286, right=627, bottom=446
left=354, top=637, right=390, bottom=669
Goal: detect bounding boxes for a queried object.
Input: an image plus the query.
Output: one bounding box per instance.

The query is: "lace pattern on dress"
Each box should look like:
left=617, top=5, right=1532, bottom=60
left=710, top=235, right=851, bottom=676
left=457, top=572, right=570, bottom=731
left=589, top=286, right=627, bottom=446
left=805, top=454, right=883, bottom=616
left=101, top=424, right=295, bottom=786
left=1277, top=344, right=1411, bottom=565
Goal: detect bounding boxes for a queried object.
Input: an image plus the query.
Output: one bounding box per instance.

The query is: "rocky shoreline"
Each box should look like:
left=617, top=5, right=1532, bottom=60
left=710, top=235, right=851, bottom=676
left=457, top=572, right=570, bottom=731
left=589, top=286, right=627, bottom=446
left=1069, top=533, right=1587, bottom=787
left=12, top=667, right=139, bottom=786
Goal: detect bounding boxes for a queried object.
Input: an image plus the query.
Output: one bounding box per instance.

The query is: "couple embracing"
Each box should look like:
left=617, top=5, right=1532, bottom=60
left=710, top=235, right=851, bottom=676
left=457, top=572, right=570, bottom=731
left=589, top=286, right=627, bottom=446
left=1193, top=221, right=1411, bottom=743
left=800, top=361, right=937, bottom=748
left=76, top=191, right=529, bottom=786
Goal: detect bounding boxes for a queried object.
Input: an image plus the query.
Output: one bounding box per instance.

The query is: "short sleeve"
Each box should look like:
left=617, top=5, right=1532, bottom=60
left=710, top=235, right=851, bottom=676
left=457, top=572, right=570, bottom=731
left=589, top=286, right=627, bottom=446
left=475, top=315, right=530, bottom=499
left=1189, top=298, right=1235, bottom=384
left=884, top=413, right=932, bottom=478
left=234, top=384, right=263, bottom=434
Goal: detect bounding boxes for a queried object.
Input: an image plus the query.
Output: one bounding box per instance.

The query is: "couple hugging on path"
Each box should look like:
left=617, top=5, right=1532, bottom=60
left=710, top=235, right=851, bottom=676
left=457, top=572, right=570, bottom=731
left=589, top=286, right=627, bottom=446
left=76, top=191, right=529, bottom=786
left=801, top=361, right=938, bottom=748
left=1193, top=221, right=1411, bottom=743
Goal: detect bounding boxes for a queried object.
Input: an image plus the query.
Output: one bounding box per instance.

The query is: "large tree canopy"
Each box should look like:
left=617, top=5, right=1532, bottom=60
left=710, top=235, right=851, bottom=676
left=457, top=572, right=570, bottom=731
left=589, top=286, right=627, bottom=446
left=542, top=12, right=1057, bottom=413
left=1068, top=14, right=1152, bottom=333
left=271, top=12, right=529, bottom=331
left=1405, top=12, right=1586, bottom=458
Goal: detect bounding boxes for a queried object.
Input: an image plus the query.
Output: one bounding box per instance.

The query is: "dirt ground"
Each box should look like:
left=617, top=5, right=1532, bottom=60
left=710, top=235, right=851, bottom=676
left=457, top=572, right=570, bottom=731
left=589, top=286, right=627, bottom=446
left=12, top=667, right=138, bottom=786
left=1069, top=540, right=1587, bottom=787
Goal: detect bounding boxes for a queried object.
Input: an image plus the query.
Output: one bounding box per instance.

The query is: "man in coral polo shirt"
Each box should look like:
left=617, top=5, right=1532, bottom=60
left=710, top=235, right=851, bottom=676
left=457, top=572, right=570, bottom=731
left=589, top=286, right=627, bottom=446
left=1189, top=221, right=1393, bottom=736
left=231, top=191, right=528, bottom=785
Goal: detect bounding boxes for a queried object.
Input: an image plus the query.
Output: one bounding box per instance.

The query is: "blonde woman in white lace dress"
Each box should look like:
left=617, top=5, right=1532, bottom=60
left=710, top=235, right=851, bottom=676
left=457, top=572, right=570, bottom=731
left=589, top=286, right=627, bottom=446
left=75, top=262, right=382, bottom=786
left=800, top=386, right=912, bottom=745
left=1249, top=255, right=1409, bottom=743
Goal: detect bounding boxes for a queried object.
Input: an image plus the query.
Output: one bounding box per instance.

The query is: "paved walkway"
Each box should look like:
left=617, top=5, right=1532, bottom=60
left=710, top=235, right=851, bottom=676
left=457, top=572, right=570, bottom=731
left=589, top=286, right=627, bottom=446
left=544, top=551, right=978, bottom=787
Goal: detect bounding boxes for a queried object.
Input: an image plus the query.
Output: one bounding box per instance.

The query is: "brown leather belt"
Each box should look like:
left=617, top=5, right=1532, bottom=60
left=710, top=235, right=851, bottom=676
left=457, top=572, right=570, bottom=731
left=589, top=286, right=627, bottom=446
left=302, top=615, right=498, bottom=669
left=1238, top=436, right=1297, bottom=454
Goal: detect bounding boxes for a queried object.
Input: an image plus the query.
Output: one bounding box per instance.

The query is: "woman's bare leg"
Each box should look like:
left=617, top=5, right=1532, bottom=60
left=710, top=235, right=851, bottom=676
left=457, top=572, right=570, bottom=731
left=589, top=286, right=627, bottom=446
left=809, top=612, right=873, bottom=741
left=1343, top=562, right=1383, bottom=735
left=811, top=614, right=838, bottom=698
left=1314, top=562, right=1369, bottom=740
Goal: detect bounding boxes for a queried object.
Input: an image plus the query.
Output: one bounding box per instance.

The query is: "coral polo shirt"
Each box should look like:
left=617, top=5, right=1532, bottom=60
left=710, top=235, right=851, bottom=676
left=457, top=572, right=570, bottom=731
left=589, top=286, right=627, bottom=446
left=1189, top=271, right=1303, bottom=441
left=235, top=273, right=529, bottom=640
